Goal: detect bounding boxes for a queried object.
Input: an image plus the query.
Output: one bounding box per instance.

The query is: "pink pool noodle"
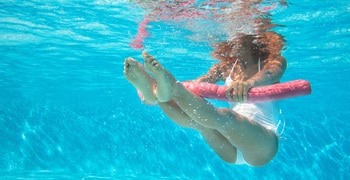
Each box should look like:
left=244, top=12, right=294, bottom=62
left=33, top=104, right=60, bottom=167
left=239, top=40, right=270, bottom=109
left=181, top=80, right=311, bottom=103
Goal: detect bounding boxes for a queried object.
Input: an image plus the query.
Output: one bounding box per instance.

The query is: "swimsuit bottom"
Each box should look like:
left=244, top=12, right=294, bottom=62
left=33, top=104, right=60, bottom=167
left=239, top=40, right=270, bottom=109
left=229, top=101, right=283, bottom=165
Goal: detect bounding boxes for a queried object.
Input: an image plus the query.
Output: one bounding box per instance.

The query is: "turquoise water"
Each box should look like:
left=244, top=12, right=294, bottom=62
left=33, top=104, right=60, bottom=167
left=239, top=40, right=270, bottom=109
left=1, top=0, right=349, bottom=179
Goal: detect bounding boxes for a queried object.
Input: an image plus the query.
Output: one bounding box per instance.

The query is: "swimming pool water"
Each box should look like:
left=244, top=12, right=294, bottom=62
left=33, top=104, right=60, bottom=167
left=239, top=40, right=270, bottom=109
left=0, top=0, right=349, bottom=179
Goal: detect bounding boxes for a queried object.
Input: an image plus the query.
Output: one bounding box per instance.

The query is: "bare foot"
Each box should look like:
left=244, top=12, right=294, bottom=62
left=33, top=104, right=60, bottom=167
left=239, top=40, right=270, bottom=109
left=142, top=51, right=177, bottom=102
left=124, top=57, right=157, bottom=104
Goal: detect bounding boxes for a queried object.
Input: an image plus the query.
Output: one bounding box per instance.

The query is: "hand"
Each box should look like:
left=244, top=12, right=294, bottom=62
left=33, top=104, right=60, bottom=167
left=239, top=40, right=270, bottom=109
left=225, top=80, right=254, bottom=103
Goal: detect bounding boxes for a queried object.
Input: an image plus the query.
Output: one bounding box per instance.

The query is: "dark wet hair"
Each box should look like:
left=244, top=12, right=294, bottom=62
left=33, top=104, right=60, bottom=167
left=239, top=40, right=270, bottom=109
left=212, top=31, right=285, bottom=62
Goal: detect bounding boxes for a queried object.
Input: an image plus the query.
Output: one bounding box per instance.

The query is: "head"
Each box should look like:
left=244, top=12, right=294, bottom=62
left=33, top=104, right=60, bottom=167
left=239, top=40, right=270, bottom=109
left=211, top=32, right=285, bottom=62
left=211, top=41, right=238, bottom=62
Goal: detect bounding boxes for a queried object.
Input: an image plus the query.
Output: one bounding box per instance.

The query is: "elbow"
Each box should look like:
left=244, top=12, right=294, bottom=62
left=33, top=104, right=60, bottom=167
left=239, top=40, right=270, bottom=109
left=264, top=68, right=284, bottom=84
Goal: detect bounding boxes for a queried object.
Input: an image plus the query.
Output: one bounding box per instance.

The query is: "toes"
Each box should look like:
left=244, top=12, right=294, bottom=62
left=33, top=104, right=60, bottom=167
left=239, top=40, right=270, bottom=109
left=149, top=59, right=158, bottom=67
left=142, top=50, right=149, bottom=60
left=123, top=62, right=129, bottom=75
left=142, top=51, right=156, bottom=64
left=124, top=57, right=140, bottom=69
left=142, top=52, right=162, bottom=72
left=124, top=61, right=130, bottom=69
left=124, top=59, right=132, bottom=74
left=125, top=57, right=137, bottom=65
left=124, top=57, right=142, bottom=77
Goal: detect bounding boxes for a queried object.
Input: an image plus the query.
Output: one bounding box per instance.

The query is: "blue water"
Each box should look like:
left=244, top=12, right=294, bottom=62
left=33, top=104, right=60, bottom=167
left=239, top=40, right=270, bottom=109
left=1, top=0, right=349, bottom=179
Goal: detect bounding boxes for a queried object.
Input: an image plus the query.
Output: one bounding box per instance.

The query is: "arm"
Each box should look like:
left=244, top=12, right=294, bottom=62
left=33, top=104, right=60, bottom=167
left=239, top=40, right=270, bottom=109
left=226, top=56, right=287, bottom=102
left=248, top=56, right=287, bottom=86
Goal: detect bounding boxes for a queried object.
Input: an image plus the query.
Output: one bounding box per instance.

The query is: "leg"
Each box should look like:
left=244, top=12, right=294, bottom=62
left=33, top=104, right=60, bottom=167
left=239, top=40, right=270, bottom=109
left=200, top=128, right=237, bottom=163
left=159, top=101, right=200, bottom=129
left=124, top=55, right=237, bottom=163
left=124, top=57, right=157, bottom=104
left=159, top=101, right=237, bottom=163
left=143, top=51, right=278, bottom=166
